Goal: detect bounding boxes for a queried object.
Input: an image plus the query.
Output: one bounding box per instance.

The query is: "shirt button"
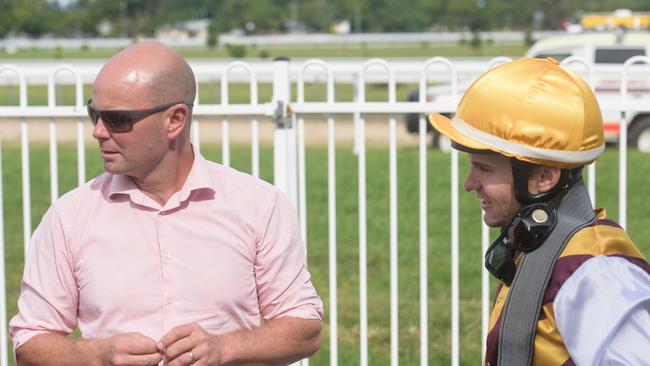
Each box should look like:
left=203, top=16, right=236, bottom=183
left=167, top=297, right=174, bottom=305
left=166, top=252, right=172, bottom=259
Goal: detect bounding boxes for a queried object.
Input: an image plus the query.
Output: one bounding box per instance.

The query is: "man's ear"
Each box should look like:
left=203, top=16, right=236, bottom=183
left=167, top=105, right=190, bottom=139
left=527, top=165, right=561, bottom=195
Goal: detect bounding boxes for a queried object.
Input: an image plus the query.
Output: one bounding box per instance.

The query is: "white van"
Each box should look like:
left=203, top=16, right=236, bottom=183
left=406, top=32, right=650, bottom=152
left=525, top=32, right=650, bottom=152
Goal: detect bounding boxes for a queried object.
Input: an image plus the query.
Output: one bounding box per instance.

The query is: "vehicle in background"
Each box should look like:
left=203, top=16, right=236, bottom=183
left=580, top=9, right=650, bottom=32
left=406, top=31, right=650, bottom=152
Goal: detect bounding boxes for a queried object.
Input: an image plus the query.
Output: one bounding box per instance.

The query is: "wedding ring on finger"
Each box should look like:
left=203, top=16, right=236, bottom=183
left=188, top=350, right=196, bottom=364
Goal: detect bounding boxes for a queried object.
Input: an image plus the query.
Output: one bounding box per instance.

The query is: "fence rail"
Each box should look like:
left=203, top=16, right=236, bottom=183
left=1, top=56, right=650, bottom=366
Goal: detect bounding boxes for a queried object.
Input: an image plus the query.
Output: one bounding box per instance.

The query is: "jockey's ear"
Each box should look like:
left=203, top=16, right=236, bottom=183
left=527, top=165, right=562, bottom=196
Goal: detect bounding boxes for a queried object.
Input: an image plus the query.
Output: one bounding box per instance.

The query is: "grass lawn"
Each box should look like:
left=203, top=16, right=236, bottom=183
left=0, top=43, right=529, bottom=60
left=2, top=143, right=649, bottom=365
left=0, top=82, right=423, bottom=107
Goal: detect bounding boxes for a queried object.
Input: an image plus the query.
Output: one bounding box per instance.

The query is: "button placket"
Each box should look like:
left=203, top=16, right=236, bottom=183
left=156, top=210, right=175, bottom=335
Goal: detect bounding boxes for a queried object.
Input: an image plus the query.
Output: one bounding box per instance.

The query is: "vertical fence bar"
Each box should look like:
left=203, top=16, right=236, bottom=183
left=296, top=111, right=308, bottom=366
left=219, top=74, right=230, bottom=167
left=0, top=139, right=7, bottom=366
left=327, top=112, right=338, bottom=366
left=74, top=71, right=85, bottom=186
left=250, top=80, right=260, bottom=179
left=358, top=119, right=368, bottom=366
left=586, top=68, right=596, bottom=204
left=481, top=221, right=489, bottom=357
left=353, top=73, right=361, bottom=156
left=450, top=57, right=468, bottom=366
left=619, top=56, right=650, bottom=229
left=386, top=69, right=399, bottom=366
left=295, top=62, right=309, bottom=366
left=76, top=120, right=85, bottom=186
left=298, top=59, right=337, bottom=366
left=418, top=57, right=457, bottom=365
left=47, top=73, right=59, bottom=203
left=451, top=146, right=459, bottom=366
left=48, top=120, right=58, bottom=202
left=620, top=81, right=628, bottom=229
left=251, top=119, right=260, bottom=178
left=297, top=120, right=307, bottom=250
left=221, top=121, right=230, bottom=166
left=323, top=124, right=337, bottom=363
left=21, top=120, right=30, bottom=258
left=192, top=77, right=201, bottom=152
left=587, top=163, right=596, bottom=205
left=192, top=121, right=201, bottom=152
left=418, top=116, right=428, bottom=366
left=297, top=114, right=307, bottom=246
left=356, top=64, right=368, bottom=366
left=359, top=59, right=400, bottom=366
left=389, top=113, right=398, bottom=366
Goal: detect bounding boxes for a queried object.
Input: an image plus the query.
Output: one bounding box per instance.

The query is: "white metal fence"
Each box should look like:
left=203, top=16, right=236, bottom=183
left=1, top=56, right=650, bottom=366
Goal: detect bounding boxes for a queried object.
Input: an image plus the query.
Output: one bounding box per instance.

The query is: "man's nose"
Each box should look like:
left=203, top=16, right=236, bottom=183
left=91, top=118, right=110, bottom=140
left=464, top=173, right=479, bottom=192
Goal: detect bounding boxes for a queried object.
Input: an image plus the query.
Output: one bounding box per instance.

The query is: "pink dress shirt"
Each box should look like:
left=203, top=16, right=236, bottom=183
left=9, top=150, right=323, bottom=351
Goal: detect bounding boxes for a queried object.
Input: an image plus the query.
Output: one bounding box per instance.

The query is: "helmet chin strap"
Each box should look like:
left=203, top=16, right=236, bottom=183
left=510, top=158, right=584, bottom=206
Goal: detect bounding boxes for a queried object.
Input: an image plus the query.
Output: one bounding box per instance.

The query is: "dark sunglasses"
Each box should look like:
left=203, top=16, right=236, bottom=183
left=87, top=99, right=193, bottom=133
left=485, top=232, right=518, bottom=285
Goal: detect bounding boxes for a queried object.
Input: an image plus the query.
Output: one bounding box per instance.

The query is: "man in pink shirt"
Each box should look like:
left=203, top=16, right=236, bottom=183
left=10, top=41, right=323, bottom=365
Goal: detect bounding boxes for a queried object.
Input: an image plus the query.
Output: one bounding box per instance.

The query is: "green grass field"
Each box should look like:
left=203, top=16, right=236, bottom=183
left=2, top=143, right=649, bottom=365
left=0, top=82, right=422, bottom=107
left=0, top=43, right=529, bottom=60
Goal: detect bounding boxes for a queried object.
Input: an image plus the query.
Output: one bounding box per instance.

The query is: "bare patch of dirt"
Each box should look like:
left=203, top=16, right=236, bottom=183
left=0, top=116, right=425, bottom=147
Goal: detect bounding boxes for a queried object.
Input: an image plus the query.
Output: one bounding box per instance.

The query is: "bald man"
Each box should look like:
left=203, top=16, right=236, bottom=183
left=10, top=42, right=323, bottom=366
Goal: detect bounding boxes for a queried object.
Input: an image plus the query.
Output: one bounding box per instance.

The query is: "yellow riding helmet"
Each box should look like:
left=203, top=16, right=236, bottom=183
left=428, top=57, right=605, bottom=169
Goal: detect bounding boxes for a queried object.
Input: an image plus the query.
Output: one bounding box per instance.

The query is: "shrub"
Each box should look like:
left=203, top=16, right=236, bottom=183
left=258, top=49, right=270, bottom=58
left=225, top=44, right=247, bottom=58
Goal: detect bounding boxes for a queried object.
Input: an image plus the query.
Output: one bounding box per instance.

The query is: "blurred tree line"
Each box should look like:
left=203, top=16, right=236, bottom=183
left=2, top=0, right=650, bottom=39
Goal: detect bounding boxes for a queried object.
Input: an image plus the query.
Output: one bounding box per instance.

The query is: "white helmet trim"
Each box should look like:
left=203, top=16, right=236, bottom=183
left=452, top=118, right=605, bottom=164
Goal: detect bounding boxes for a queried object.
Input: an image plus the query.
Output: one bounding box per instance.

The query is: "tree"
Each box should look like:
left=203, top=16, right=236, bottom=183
left=207, top=0, right=283, bottom=34
left=1, top=0, right=62, bottom=38
left=5, top=0, right=650, bottom=39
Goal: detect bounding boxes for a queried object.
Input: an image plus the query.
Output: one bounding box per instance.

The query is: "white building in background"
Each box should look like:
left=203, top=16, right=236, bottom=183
left=156, top=19, right=210, bottom=44
left=331, top=20, right=351, bottom=34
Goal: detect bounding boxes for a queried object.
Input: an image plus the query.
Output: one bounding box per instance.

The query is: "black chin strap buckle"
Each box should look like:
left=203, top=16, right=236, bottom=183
left=485, top=203, right=558, bottom=284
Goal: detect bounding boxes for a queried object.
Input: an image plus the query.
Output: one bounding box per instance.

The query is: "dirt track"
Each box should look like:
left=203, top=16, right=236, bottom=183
left=0, top=116, right=424, bottom=147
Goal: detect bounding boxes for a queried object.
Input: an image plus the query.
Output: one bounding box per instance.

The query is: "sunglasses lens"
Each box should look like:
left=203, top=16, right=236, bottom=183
left=485, top=240, right=516, bottom=284
left=87, top=104, right=99, bottom=125
left=487, top=242, right=508, bottom=269
left=101, top=111, right=132, bottom=132
left=86, top=100, right=181, bottom=133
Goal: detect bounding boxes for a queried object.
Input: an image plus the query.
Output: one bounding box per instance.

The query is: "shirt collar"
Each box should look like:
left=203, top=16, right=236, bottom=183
left=106, top=145, right=216, bottom=210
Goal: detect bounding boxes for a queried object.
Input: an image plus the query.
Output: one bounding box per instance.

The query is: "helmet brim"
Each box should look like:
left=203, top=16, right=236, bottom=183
left=428, top=112, right=493, bottom=153
left=428, top=111, right=601, bottom=168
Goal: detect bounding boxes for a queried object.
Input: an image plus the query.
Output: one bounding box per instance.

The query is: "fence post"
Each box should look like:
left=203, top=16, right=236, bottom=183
left=273, top=57, right=306, bottom=366
left=272, top=57, right=298, bottom=208
left=0, top=139, right=8, bottom=366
